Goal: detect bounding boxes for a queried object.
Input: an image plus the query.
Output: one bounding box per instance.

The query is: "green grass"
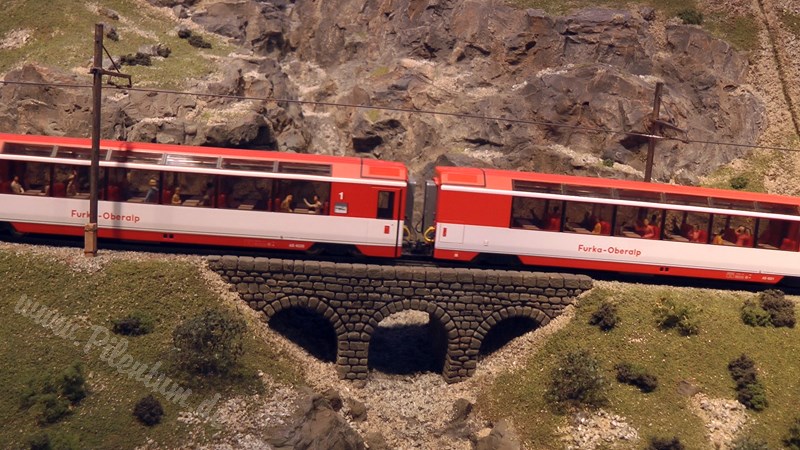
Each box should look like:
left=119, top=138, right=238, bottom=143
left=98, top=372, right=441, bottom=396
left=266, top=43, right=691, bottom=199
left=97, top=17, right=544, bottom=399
left=478, top=283, right=800, bottom=449
left=706, top=14, right=761, bottom=52
left=703, top=149, right=777, bottom=192
left=0, top=0, right=233, bottom=88
left=0, top=249, right=302, bottom=449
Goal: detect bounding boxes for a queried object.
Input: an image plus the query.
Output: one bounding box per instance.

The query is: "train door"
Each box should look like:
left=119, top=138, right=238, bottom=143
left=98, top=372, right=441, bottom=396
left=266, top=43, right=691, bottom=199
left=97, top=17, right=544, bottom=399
left=368, top=188, right=404, bottom=256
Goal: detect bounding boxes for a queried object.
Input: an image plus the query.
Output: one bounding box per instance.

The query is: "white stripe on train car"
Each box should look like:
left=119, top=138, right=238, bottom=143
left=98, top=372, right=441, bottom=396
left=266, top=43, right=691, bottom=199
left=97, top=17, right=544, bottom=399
left=0, top=195, right=401, bottom=247
left=434, top=222, right=800, bottom=277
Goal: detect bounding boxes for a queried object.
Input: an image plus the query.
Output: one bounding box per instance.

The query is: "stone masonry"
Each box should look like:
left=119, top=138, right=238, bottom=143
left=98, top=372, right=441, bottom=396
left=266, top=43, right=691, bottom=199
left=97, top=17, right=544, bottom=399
left=208, top=256, right=593, bottom=383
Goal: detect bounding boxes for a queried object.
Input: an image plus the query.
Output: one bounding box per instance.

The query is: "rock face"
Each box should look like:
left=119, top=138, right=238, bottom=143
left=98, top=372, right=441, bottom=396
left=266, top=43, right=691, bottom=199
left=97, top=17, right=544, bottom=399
left=267, top=391, right=366, bottom=450
left=0, top=0, right=765, bottom=185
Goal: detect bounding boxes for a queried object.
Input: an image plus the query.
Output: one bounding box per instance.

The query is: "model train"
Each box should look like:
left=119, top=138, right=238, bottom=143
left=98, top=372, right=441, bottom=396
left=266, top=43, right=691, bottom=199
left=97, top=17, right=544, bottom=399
left=2, top=133, right=800, bottom=285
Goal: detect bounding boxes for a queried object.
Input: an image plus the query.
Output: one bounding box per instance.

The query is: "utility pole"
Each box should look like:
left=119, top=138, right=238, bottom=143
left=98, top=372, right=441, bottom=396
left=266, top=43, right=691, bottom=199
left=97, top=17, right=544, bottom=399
left=644, top=82, right=663, bottom=182
left=86, top=23, right=130, bottom=257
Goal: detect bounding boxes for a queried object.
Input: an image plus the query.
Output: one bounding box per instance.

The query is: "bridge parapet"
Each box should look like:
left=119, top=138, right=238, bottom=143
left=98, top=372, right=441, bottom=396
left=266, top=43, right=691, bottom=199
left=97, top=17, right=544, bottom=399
left=208, top=256, right=592, bottom=383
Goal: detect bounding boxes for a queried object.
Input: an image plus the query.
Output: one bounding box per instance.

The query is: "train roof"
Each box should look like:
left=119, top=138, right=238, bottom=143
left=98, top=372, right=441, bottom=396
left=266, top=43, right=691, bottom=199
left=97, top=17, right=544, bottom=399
left=435, top=166, right=800, bottom=212
left=0, top=133, right=407, bottom=182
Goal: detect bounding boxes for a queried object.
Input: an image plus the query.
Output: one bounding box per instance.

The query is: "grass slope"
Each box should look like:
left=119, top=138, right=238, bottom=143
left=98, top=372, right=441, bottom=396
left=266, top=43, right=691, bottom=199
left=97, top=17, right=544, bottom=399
left=0, top=0, right=232, bottom=88
left=0, top=249, right=301, bottom=449
left=479, top=282, right=800, bottom=449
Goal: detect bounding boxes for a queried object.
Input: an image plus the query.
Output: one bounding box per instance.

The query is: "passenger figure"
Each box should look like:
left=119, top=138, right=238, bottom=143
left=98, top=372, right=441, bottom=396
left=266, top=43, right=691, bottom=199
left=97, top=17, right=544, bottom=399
left=66, top=169, right=78, bottom=196
left=735, top=226, right=753, bottom=247
left=591, top=218, right=602, bottom=234
left=712, top=230, right=724, bottom=245
left=10, top=176, right=24, bottom=194
left=303, top=195, right=323, bottom=214
left=642, top=219, right=656, bottom=239
left=171, top=187, right=182, bottom=205
left=545, top=206, right=561, bottom=231
left=144, top=179, right=159, bottom=203
left=280, top=194, right=294, bottom=213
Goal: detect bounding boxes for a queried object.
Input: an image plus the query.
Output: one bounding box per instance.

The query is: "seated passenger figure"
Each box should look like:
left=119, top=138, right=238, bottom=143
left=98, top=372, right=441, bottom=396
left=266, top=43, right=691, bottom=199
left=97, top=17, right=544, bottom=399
left=303, top=194, right=323, bottom=214
left=280, top=194, right=294, bottom=212
left=171, top=187, right=182, bottom=205
left=66, top=170, right=78, bottom=196
left=10, top=175, right=24, bottom=194
left=642, top=219, right=656, bottom=239
left=591, top=218, right=602, bottom=234
left=144, top=179, right=159, bottom=203
left=545, top=206, right=561, bottom=231
left=712, top=230, right=724, bottom=245
left=735, top=226, right=753, bottom=247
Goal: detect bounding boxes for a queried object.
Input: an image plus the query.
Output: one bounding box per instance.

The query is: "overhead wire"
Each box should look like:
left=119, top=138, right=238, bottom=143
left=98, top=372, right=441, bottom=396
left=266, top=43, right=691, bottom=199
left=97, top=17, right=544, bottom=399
left=2, top=78, right=799, bottom=153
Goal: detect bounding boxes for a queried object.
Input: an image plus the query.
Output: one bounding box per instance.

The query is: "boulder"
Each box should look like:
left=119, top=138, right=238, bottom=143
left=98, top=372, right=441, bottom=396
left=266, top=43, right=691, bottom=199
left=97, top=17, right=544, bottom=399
left=475, top=419, right=521, bottom=450
left=267, top=391, right=366, bottom=450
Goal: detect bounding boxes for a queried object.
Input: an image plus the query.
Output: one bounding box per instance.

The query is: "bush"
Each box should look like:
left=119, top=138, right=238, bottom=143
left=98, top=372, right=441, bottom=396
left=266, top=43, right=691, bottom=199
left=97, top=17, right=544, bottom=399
left=112, top=312, right=154, bottom=336
left=647, top=436, right=685, bottom=450
left=173, top=309, right=246, bottom=375
left=120, top=52, right=152, bottom=67
left=133, top=395, right=164, bottom=426
left=28, top=433, right=50, bottom=450
left=759, top=289, right=795, bottom=328
left=187, top=34, right=212, bottom=49
left=60, top=362, right=87, bottom=404
left=28, top=433, right=81, bottom=450
left=654, top=298, right=700, bottom=336
left=785, top=417, right=800, bottom=449
left=615, top=362, right=658, bottom=393
left=677, top=8, right=703, bottom=25
left=728, top=354, right=767, bottom=410
left=545, top=349, right=608, bottom=410
left=741, top=299, right=771, bottom=327
left=730, top=175, right=748, bottom=190
left=589, top=301, right=619, bottom=331
left=730, top=435, right=769, bottom=450
left=37, top=394, right=70, bottom=425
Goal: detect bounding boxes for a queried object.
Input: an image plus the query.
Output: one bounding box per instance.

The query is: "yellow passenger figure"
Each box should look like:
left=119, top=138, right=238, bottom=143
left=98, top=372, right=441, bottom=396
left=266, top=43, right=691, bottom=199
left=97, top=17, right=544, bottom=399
left=280, top=194, right=294, bottom=212
left=171, top=187, right=182, bottom=205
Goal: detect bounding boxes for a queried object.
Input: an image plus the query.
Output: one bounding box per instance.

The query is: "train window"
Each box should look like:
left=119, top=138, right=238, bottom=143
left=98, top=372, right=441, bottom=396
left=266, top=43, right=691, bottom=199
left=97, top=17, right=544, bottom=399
left=52, top=165, right=88, bottom=198
left=664, top=193, right=709, bottom=208
left=221, top=158, right=274, bottom=172
left=754, top=218, right=800, bottom=250
left=377, top=191, right=396, bottom=219
left=510, top=197, right=550, bottom=230
left=109, top=151, right=164, bottom=165
left=709, top=197, right=757, bottom=213
left=710, top=214, right=754, bottom=246
left=127, top=169, right=163, bottom=203
left=221, top=176, right=273, bottom=210
left=16, top=162, right=52, bottom=196
left=512, top=180, right=562, bottom=194
left=277, top=162, right=331, bottom=177
left=616, top=188, right=664, bottom=203
left=757, top=201, right=800, bottom=216
left=565, top=201, right=613, bottom=235
left=563, top=185, right=614, bottom=199
left=165, top=154, right=219, bottom=169
left=57, top=146, right=95, bottom=161
left=163, top=172, right=216, bottom=207
left=615, top=205, right=664, bottom=239
left=663, top=209, right=711, bottom=243
left=272, top=179, right=330, bottom=214
left=3, top=143, right=56, bottom=158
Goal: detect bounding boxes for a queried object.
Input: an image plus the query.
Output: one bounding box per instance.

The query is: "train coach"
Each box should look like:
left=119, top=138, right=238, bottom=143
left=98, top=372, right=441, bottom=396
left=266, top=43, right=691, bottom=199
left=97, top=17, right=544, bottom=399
left=428, top=166, right=800, bottom=285
left=0, top=133, right=408, bottom=257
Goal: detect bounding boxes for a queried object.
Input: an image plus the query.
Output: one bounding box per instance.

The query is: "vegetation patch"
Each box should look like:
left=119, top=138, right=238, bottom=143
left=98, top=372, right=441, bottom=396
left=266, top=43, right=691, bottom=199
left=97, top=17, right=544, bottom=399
left=654, top=297, right=700, bottom=336
left=545, top=349, right=608, bottom=411
left=728, top=354, right=768, bottom=411
left=615, top=362, right=658, bottom=393
left=588, top=300, right=619, bottom=331
left=133, top=395, right=164, bottom=426
left=647, top=436, right=685, bottom=450
left=112, top=311, right=154, bottom=336
left=172, top=309, right=247, bottom=376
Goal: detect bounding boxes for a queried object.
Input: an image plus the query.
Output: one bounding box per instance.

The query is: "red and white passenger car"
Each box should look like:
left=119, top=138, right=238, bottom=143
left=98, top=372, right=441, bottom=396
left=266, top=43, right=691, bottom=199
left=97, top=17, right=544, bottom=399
left=0, top=133, right=408, bottom=257
left=430, top=166, right=800, bottom=284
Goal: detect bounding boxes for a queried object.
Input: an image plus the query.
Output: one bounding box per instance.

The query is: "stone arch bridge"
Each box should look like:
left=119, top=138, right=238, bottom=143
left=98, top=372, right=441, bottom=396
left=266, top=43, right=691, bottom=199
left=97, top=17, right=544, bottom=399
left=208, top=256, right=592, bottom=383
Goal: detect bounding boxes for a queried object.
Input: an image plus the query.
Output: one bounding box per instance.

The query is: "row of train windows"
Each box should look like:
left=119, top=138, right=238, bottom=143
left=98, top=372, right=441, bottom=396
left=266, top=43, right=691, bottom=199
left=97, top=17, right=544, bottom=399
left=0, top=162, right=331, bottom=214
left=510, top=197, right=800, bottom=252
left=0, top=143, right=333, bottom=176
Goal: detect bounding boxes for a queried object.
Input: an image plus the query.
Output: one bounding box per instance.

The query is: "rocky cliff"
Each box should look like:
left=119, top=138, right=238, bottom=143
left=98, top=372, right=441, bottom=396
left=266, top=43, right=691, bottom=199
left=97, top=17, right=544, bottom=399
left=0, top=0, right=775, bottom=186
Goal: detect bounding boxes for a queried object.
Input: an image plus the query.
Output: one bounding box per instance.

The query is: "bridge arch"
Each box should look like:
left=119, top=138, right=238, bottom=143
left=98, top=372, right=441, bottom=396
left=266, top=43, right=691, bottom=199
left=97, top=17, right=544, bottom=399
left=467, top=306, right=551, bottom=371
left=264, top=296, right=345, bottom=362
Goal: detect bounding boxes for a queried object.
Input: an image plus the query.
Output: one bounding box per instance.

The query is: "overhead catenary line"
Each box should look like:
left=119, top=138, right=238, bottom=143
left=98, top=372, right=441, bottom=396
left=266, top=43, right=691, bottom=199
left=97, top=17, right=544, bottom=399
left=2, top=78, right=799, bottom=154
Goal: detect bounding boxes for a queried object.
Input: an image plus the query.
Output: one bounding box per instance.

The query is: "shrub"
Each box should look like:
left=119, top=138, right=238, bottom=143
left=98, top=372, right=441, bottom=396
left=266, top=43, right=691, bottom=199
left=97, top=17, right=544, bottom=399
left=677, top=9, right=703, bottom=25
left=37, top=394, right=70, bottom=425
left=60, top=362, right=87, bottom=404
left=785, top=417, right=800, bottom=449
left=589, top=301, right=619, bottom=331
left=133, top=395, right=164, bottom=426
left=737, top=381, right=768, bottom=411
left=112, top=312, right=154, bottom=336
left=728, top=354, right=767, bottom=410
left=615, top=362, right=658, bottom=393
left=730, top=175, right=748, bottom=190
left=647, top=436, right=685, bottom=450
left=730, top=435, right=769, bottom=450
left=741, top=299, right=771, bottom=327
left=188, top=34, right=212, bottom=49
left=28, top=433, right=81, bottom=450
left=654, top=298, right=699, bottom=336
left=28, top=433, right=50, bottom=450
left=173, top=309, right=246, bottom=375
left=759, top=289, right=795, bottom=328
left=120, top=52, right=152, bottom=67
left=545, top=349, right=608, bottom=409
